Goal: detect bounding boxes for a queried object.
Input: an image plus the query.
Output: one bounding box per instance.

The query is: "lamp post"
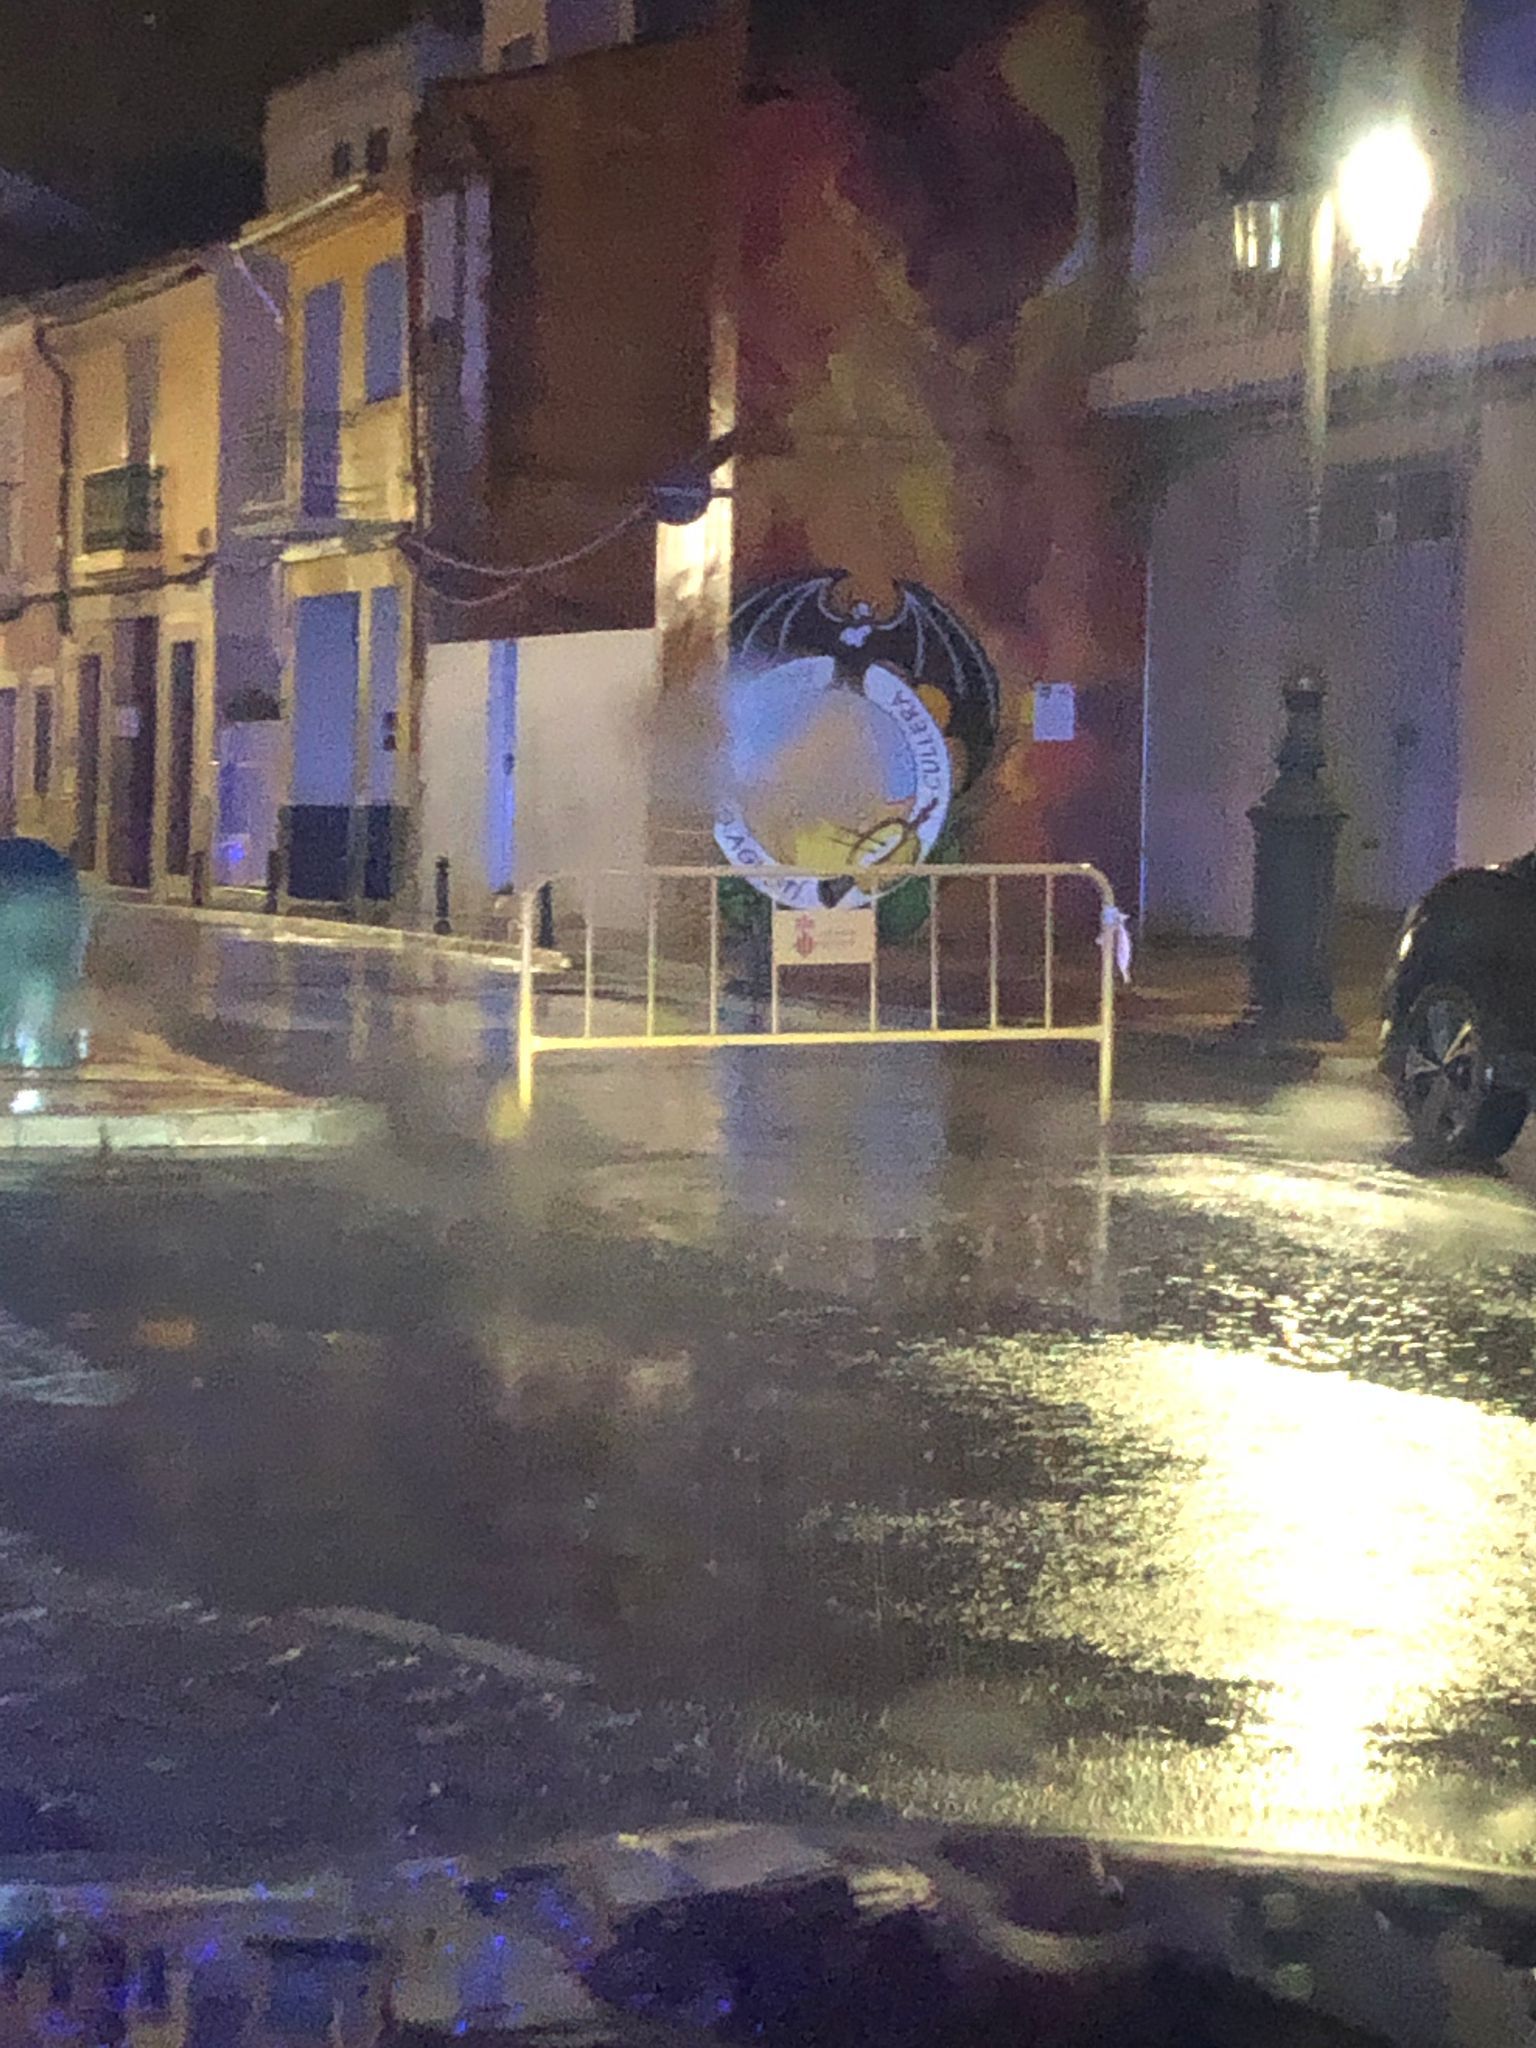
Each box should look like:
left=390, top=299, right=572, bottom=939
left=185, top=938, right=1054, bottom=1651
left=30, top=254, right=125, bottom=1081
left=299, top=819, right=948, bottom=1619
left=1247, top=122, right=1433, bottom=1043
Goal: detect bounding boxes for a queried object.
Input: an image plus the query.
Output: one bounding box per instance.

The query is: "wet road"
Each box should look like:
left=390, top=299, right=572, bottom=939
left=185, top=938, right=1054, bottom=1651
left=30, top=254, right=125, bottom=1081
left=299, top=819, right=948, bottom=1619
left=6, top=906, right=1536, bottom=1872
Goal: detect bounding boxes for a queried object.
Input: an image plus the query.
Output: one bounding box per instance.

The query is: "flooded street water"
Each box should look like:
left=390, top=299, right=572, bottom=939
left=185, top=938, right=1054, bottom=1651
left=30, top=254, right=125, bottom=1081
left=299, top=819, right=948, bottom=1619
left=3, top=908, right=1536, bottom=1872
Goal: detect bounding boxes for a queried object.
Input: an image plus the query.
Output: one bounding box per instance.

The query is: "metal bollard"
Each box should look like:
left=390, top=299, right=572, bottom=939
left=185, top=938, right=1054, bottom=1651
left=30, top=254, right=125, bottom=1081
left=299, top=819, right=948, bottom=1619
left=264, top=848, right=284, bottom=916
left=189, top=849, right=208, bottom=909
left=1246, top=671, right=1347, bottom=1041
left=434, top=855, right=451, bottom=936
left=537, top=882, right=554, bottom=950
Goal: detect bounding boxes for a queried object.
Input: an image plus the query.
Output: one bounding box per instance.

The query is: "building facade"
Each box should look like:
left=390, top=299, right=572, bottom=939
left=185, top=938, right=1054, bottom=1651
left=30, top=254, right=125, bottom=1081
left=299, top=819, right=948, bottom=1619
left=1097, top=0, right=1536, bottom=936
left=0, top=32, right=474, bottom=911
left=414, top=16, right=735, bottom=925
left=45, top=259, right=255, bottom=898
left=0, top=8, right=1149, bottom=937
left=414, top=0, right=1145, bottom=930
left=263, top=27, right=477, bottom=213
left=232, top=187, right=419, bottom=907
left=0, top=318, right=69, bottom=850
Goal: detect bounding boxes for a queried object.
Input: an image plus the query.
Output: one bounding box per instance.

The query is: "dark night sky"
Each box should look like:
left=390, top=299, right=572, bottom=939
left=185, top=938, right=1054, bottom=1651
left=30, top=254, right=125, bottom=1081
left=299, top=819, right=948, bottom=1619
left=0, top=0, right=477, bottom=251
left=0, top=0, right=1090, bottom=263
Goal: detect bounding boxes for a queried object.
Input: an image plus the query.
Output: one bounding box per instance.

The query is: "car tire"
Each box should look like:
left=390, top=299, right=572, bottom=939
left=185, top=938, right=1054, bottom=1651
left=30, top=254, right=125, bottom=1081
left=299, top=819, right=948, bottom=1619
left=1398, top=982, right=1529, bottom=1165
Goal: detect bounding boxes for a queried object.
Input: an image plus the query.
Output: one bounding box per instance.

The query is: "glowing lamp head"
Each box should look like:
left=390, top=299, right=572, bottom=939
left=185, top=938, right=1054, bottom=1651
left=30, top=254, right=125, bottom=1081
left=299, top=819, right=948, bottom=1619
left=1335, top=123, right=1433, bottom=286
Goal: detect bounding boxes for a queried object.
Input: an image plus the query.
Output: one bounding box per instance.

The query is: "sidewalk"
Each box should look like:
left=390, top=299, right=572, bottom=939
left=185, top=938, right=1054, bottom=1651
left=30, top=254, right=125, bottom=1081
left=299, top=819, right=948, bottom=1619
left=88, top=890, right=567, bottom=975
left=1124, top=913, right=1393, bottom=1063
left=0, top=1031, right=379, bottom=1153
left=571, top=917, right=1394, bottom=1068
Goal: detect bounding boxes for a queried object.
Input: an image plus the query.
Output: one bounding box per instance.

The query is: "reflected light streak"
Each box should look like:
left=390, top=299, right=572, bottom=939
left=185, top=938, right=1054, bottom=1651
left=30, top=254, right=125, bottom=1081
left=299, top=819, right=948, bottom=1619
left=1033, top=1343, right=1532, bottom=1843
left=896, top=1335, right=1536, bottom=1855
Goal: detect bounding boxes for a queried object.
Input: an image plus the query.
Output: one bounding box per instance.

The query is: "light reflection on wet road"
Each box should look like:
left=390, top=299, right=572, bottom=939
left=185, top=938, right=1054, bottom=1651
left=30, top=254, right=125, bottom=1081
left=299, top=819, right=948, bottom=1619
left=9, top=908, right=1536, bottom=1868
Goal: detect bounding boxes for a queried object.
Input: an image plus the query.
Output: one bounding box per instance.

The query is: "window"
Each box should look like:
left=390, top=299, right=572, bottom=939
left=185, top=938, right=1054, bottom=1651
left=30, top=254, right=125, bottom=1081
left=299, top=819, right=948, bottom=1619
left=31, top=689, right=52, bottom=799
left=364, top=258, right=407, bottom=403
left=331, top=139, right=354, bottom=181
left=1323, top=463, right=1457, bottom=550
left=82, top=465, right=163, bottom=554
left=500, top=34, right=538, bottom=69
left=1232, top=198, right=1287, bottom=276
left=365, top=127, right=391, bottom=176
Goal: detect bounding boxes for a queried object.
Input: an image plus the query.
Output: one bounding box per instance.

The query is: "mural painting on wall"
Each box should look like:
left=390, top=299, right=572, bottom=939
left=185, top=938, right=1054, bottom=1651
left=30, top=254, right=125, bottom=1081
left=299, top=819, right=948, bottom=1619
left=735, top=0, right=1143, bottom=902
left=716, top=571, right=1001, bottom=913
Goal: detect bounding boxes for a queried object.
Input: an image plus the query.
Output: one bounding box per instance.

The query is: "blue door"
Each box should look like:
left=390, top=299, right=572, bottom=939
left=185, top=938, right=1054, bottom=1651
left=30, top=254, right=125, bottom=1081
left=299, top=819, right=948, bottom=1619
left=289, top=592, right=359, bottom=900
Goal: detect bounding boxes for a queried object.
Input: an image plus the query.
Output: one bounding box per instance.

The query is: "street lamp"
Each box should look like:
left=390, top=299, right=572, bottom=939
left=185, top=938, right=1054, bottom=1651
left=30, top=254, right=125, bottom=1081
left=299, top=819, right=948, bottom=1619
left=1304, top=122, right=1434, bottom=571
left=1247, top=122, right=1433, bottom=1044
left=1335, top=122, right=1435, bottom=289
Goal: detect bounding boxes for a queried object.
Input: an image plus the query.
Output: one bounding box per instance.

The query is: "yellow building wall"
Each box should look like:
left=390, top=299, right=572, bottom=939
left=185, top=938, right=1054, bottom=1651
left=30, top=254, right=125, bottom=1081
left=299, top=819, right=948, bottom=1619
left=59, top=275, right=221, bottom=566
left=51, top=275, right=224, bottom=894
left=283, top=202, right=414, bottom=530
left=156, top=285, right=222, bottom=562
left=273, top=196, right=417, bottom=902
left=0, top=327, right=70, bottom=851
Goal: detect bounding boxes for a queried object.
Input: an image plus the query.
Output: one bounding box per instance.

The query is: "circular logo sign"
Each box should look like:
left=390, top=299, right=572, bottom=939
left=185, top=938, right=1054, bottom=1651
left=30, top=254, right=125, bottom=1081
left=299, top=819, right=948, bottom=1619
left=716, top=655, right=953, bottom=909
left=717, top=572, right=1001, bottom=910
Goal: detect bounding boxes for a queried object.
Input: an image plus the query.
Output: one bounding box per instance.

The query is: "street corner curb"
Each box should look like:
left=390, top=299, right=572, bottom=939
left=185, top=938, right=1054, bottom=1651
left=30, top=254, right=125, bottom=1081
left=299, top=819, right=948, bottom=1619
left=0, top=1098, right=386, bottom=1155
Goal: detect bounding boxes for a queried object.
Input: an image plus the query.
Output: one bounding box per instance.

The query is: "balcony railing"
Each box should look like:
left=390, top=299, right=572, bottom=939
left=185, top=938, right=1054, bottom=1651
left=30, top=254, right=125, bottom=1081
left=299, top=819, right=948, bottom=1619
left=1128, top=198, right=1536, bottom=365
left=82, top=464, right=163, bottom=555
left=231, top=411, right=403, bottom=540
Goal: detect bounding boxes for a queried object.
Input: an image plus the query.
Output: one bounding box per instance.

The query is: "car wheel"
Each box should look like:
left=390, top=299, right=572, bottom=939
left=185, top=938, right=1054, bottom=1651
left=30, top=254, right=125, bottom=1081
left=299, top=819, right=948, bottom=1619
left=1398, top=982, right=1529, bottom=1164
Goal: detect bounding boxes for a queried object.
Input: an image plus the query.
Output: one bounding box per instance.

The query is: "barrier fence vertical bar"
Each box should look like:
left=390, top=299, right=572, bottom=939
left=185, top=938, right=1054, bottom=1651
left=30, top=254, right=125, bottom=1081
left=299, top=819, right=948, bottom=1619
left=988, top=874, right=1000, bottom=1031
left=1099, top=887, right=1117, bottom=1125
left=1044, top=873, right=1056, bottom=1032
left=928, top=874, right=940, bottom=1031
left=517, top=886, right=537, bottom=1112
left=646, top=878, right=659, bottom=1039
left=584, top=878, right=596, bottom=1040
left=869, top=892, right=880, bottom=1032
left=708, top=876, right=721, bottom=1037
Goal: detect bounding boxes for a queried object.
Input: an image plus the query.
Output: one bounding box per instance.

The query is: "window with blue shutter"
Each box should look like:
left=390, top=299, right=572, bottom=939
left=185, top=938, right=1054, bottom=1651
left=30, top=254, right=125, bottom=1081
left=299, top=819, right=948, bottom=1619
left=363, top=258, right=406, bottom=404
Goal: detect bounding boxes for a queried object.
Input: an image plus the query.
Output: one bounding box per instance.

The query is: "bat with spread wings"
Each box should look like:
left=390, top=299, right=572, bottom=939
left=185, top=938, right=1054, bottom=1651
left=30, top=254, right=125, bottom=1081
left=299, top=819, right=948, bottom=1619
left=730, top=571, right=1002, bottom=795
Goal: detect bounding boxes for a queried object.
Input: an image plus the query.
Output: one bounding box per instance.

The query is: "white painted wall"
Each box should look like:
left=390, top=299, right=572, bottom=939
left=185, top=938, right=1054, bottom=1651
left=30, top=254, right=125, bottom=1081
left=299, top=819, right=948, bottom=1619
left=264, top=30, right=476, bottom=210
left=1144, top=416, right=1463, bottom=934
left=1144, top=427, right=1294, bottom=936
left=514, top=629, right=659, bottom=928
left=421, top=629, right=660, bottom=931
left=1458, top=395, right=1536, bottom=867
left=420, top=640, right=497, bottom=920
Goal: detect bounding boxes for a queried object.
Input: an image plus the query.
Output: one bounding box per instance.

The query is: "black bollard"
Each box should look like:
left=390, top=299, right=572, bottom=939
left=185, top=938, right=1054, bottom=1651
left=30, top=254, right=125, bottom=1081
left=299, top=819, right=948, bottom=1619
left=537, top=881, right=555, bottom=950
left=434, top=855, right=452, bottom=936
left=264, top=848, right=283, bottom=916
left=1246, top=670, right=1347, bottom=1042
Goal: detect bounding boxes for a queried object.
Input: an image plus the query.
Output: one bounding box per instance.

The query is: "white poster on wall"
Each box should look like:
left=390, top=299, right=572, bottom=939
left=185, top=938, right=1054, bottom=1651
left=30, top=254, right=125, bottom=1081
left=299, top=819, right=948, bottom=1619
left=1033, top=683, right=1077, bottom=742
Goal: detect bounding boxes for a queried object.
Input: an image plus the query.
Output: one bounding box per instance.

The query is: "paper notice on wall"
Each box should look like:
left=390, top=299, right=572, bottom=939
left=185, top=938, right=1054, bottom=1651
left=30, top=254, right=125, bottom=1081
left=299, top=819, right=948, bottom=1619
left=1033, top=683, right=1076, bottom=742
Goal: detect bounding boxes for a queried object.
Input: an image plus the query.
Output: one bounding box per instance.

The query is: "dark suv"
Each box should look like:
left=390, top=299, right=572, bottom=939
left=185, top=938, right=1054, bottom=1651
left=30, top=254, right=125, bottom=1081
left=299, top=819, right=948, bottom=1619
left=1381, top=852, right=1536, bottom=1163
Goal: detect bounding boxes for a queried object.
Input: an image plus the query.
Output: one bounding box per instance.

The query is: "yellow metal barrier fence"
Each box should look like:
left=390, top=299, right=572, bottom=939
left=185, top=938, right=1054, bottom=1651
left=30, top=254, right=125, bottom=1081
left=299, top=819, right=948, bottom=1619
left=514, top=863, right=1122, bottom=1121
